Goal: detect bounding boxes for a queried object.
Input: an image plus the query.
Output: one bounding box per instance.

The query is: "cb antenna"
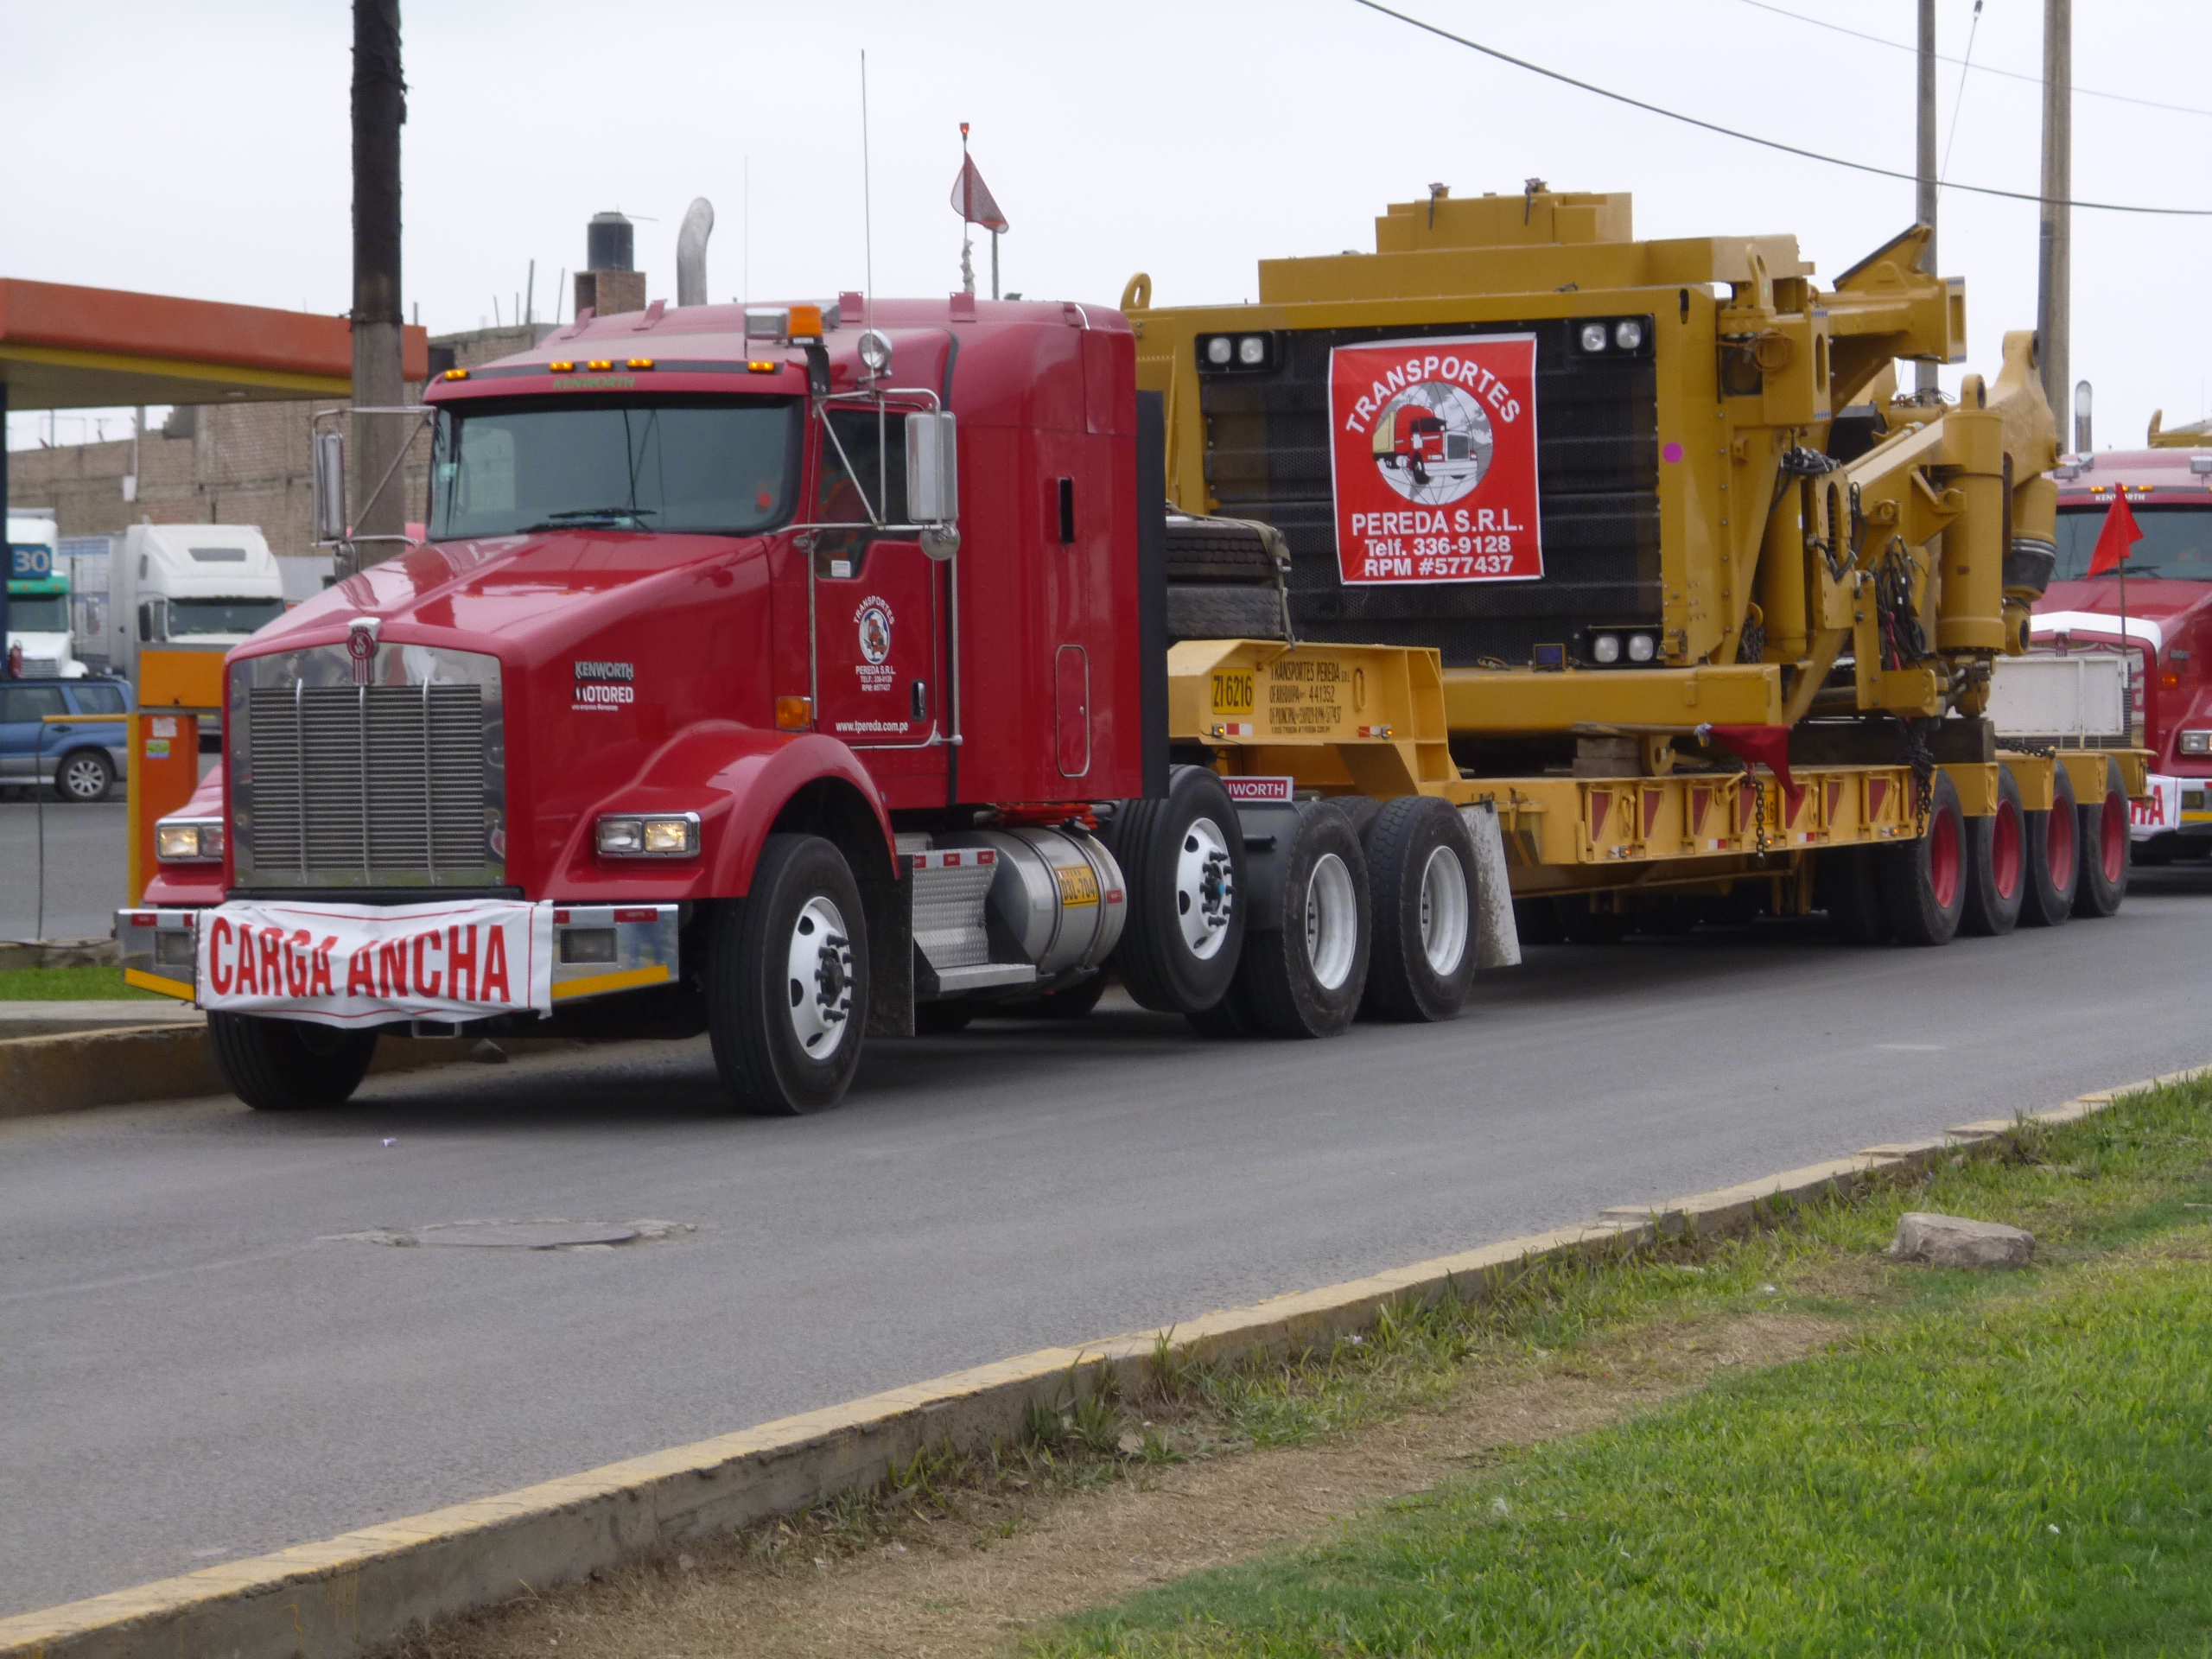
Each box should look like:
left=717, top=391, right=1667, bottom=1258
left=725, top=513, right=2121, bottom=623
left=861, top=50, right=874, bottom=335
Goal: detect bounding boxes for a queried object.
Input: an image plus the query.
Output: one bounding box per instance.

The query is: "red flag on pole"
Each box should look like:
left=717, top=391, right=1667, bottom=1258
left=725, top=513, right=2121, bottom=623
left=949, top=155, right=1009, bottom=232
left=2087, top=490, right=2145, bottom=576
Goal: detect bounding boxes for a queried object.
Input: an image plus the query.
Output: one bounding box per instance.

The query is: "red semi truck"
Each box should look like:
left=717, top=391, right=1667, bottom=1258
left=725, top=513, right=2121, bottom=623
left=2035, top=441, right=2212, bottom=859
left=121, top=294, right=1487, bottom=1115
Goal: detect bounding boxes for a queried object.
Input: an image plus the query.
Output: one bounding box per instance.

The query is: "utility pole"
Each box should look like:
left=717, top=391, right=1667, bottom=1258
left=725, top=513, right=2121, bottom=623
left=2037, top=0, right=2072, bottom=417
left=1915, top=0, right=1939, bottom=397
left=350, top=0, right=408, bottom=564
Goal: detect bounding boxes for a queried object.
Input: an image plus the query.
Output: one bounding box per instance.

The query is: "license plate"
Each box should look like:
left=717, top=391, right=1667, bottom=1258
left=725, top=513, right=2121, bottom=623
left=199, top=899, right=553, bottom=1028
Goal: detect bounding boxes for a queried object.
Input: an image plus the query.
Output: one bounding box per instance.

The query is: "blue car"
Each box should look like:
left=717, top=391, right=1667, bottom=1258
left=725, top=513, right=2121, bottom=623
left=0, top=677, right=130, bottom=802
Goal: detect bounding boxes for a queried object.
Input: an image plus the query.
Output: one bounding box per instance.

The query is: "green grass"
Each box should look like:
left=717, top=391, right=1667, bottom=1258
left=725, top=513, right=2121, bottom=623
left=1033, top=1080, right=2212, bottom=1658
left=0, top=964, right=163, bottom=1001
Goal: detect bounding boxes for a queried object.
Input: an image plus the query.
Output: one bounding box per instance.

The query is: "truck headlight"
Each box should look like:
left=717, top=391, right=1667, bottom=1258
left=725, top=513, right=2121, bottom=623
left=595, top=812, right=701, bottom=857
left=156, top=819, right=225, bottom=861
left=1590, top=632, right=1622, bottom=664
left=1579, top=321, right=1610, bottom=353
left=2180, top=731, right=2212, bottom=755
left=1205, top=336, right=1233, bottom=365
left=1614, top=318, right=1645, bottom=351
left=1626, top=632, right=1657, bottom=663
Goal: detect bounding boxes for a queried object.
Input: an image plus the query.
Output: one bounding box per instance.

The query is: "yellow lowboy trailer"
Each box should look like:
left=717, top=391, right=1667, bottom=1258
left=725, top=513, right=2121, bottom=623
left=1137, top=188, right=2144, bottom=945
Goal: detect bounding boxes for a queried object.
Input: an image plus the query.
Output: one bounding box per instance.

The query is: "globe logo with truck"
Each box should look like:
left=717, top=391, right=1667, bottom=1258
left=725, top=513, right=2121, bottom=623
left=1370, top=382, right=1493, bottom=505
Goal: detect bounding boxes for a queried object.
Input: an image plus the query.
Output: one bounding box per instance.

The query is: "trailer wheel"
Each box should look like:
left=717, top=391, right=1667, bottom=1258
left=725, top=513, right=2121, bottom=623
left=706, top=834, right=868, bottom=1115
left=1109, top=766, right=1246, bottom=1014
left=1877, top=769, right=1967, bottom=946
left=1817, top=847, right=1889, bottom=944
left=2020, top=762, right=2080, bottom=928
left=1359, top=796, right=1478, bottom=1022
left=1233, top=804, right=1370, bottom=1038
left=207, top=1013, right=378, bottom=1111
left=1961, top=763, right=2026, bottom=937
left=2072, top=757, right=2130, bottom=918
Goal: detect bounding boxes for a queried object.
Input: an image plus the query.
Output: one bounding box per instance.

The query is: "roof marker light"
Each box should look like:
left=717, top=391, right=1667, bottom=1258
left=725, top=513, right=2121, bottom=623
left=626, top=357, right=654, bottom=371
left=586, top=359, right=613, bottom=372
left=550, top=360, right=575, bottom=372
left=440, top=367, right=468, bottom=381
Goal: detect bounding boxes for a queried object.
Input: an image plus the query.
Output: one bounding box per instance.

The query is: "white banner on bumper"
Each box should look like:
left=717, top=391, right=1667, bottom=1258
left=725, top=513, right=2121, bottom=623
left=197, top=899, right=553, bottom=1027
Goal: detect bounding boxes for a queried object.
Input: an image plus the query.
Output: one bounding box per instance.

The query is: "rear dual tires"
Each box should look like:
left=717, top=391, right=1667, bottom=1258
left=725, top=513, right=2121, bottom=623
left=1359, top=797, right=1479, bottom=1022
left=706, top=833, right=868, bottom=1116
left=1208, top=804, right=1371, bottom=1039
left=209, top=1013, right=378, bottom=1111
left=2021, top=762, right=2081, bottom=928
left=1878, top=769, right=1967, bottom=946
left=1111, top=765, right=1246, bottom=1015
left=2073, top=757, right=2129, bottom=918
left=1960, top=763, right=2026, bottom=938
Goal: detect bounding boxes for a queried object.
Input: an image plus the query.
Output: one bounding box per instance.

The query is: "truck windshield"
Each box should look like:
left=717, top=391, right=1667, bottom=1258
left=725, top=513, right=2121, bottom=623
left=428, top=395, right=799, bottom=539
left=168, top=598, right=286, bottom=635
left=6, top=594, right=67, bottom=631
left=2054, top=505, right=2212, bottom=581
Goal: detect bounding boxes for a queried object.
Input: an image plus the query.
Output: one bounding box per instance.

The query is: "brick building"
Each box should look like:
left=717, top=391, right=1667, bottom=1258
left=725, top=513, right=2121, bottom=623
left=8, top=325, right=545, bottom=564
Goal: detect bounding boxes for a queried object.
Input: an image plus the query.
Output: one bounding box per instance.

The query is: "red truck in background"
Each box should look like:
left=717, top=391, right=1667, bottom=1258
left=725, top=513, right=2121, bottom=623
left=2035, top=442, right=2212, bottom=861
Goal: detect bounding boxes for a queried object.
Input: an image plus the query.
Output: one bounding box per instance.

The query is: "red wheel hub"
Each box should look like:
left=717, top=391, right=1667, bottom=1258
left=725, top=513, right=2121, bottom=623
left=1988, top=799, right=2022, bottom=900
left=2098, top=792, right=2126, bottom=883
left=1929, top=805, right=1962, bottom=911
left=2047, top=795, right=2077, bottom=887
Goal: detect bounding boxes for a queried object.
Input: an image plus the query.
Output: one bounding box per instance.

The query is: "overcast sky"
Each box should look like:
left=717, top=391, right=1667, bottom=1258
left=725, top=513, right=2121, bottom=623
left=7, top=0, right=2208, bottom=454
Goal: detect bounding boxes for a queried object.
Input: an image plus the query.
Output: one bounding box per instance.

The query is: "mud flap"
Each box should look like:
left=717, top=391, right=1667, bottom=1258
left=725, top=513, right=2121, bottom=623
left=1458, top=802, right=1522, bottom=969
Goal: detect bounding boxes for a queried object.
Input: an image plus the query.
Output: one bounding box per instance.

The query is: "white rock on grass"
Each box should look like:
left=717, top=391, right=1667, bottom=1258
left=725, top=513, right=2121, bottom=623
left=1886, top=1211, right=2035, bottom=1270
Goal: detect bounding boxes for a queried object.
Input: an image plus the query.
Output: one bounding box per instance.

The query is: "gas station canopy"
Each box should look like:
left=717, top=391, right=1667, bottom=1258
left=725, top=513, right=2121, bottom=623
left=0, top=278, right=429, bottom=410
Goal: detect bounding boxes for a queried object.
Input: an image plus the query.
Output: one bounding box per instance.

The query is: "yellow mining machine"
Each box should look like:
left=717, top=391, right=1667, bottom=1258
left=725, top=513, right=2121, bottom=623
left=1131, top=188, right=2143, bottom=942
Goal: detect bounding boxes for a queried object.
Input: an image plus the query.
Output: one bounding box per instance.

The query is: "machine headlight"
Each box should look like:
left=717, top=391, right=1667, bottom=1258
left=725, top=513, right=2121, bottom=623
left=2179, top=731, right=2212, bottom=755
left=1614, top=318, right=1645, bottom=351
left=1205, top=336, right=1233, bottom=365
left=1591, top=632, right=1622, bottom=664
left=1237, top=334, right=1268, bottom=366
left=1579, top=321, right=1610, bottom=353
left=1626, top=632, right=1657, bottom=663
left=595, top=812, right=701, bottom=858
left=155, top=819, right=225, bottom=862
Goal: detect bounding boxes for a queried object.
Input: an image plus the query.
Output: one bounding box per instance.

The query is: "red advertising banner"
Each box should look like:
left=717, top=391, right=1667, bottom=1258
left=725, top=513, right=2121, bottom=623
left=1327, top=334, right=1542, bottom=586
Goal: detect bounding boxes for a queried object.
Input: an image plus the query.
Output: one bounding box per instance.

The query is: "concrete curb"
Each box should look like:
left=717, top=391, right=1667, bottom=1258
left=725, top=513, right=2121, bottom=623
left=4, top=1065, right=2202, bottom=1658
left=0, top=1027, right=588, bottom=1121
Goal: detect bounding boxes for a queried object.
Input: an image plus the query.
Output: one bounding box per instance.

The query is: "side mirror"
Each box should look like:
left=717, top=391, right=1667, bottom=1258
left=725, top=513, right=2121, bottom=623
left=905, top=412, right=959, bottom=557
left=311, top=429, right=347, bottom=543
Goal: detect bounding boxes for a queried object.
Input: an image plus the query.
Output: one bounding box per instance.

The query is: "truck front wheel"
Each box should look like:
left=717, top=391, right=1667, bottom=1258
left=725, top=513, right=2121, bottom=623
left=208, top=1013, right=378, bottom=1110
left=707, top=834, right=869, bottom=1116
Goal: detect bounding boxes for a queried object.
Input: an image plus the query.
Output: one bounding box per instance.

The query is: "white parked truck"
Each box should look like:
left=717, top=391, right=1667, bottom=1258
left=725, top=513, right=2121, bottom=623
left=106, top=524, right=287, bottom=683
left=7, top=511, right=85, bottom=678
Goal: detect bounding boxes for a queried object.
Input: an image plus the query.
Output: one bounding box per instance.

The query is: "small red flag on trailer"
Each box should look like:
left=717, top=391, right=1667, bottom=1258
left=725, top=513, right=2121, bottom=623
left=2086, top=489, right=2145, bottom=577
left=949, top=154, right=1009, bottom=232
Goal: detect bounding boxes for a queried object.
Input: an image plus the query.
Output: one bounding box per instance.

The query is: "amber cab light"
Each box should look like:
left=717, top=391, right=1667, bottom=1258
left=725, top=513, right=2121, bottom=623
left=775, top=696, right=813, bottom=731
left=586, top=359, right=614, bottom=372
left=626, top=357, right=654, bottom=371
left=747, top=360, right=779, bottom=374
left=549, top=360, right=575, bottom=372
left=786, top=303, right=825, bottom=343
left=440, top=367, right=468, bottom=381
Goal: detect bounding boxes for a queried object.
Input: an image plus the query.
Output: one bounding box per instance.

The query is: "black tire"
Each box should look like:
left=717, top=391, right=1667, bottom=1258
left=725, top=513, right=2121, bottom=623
left=1359, top=796, right=1478, bottom=1022
left=1877, top=769, right=1967, bottom=946
left=912, top=1001, right=976, bottom=1035
left=1162, top=519, right=1278, bottom=582
left=1109, top=765, right=1246, bottom=1014
left=54, top=747, right=113, bottom=804
left=1817, top=847, right=1888, bottom=944
left=1961, top=763, right=2027, bottom=938
left=1554, top=895, right=1626, bottom=944
left=207, top=1012, right=378, bottom=1110
left=1003, top=972, right=1109, bottom=1021
left=1232, top=804, right=1370, bottom=1038
left=2021, top=762, right=2080, bottom=928
left=2073, top=757, right=2129, bottom=918
left=706, top=834, right=868, bottom=1115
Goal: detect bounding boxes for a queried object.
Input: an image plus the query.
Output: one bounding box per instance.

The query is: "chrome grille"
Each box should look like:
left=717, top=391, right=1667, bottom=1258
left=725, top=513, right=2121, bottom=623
left=244, top=679, right=494, bottom=884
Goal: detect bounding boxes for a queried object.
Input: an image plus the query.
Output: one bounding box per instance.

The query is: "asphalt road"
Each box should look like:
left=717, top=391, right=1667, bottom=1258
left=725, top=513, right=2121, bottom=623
left=7, top=870, right=2212, bottom=1615
left=0, top=800, right=130, bottom=943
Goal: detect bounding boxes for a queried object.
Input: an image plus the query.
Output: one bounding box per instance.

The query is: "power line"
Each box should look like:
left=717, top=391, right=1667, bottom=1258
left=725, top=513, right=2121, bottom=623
left=1351, top=0, right=2212, bottom=218
left=1739, top=0, right=2212, bottom=120
left=1939, top=0, right=1983, bottom=186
